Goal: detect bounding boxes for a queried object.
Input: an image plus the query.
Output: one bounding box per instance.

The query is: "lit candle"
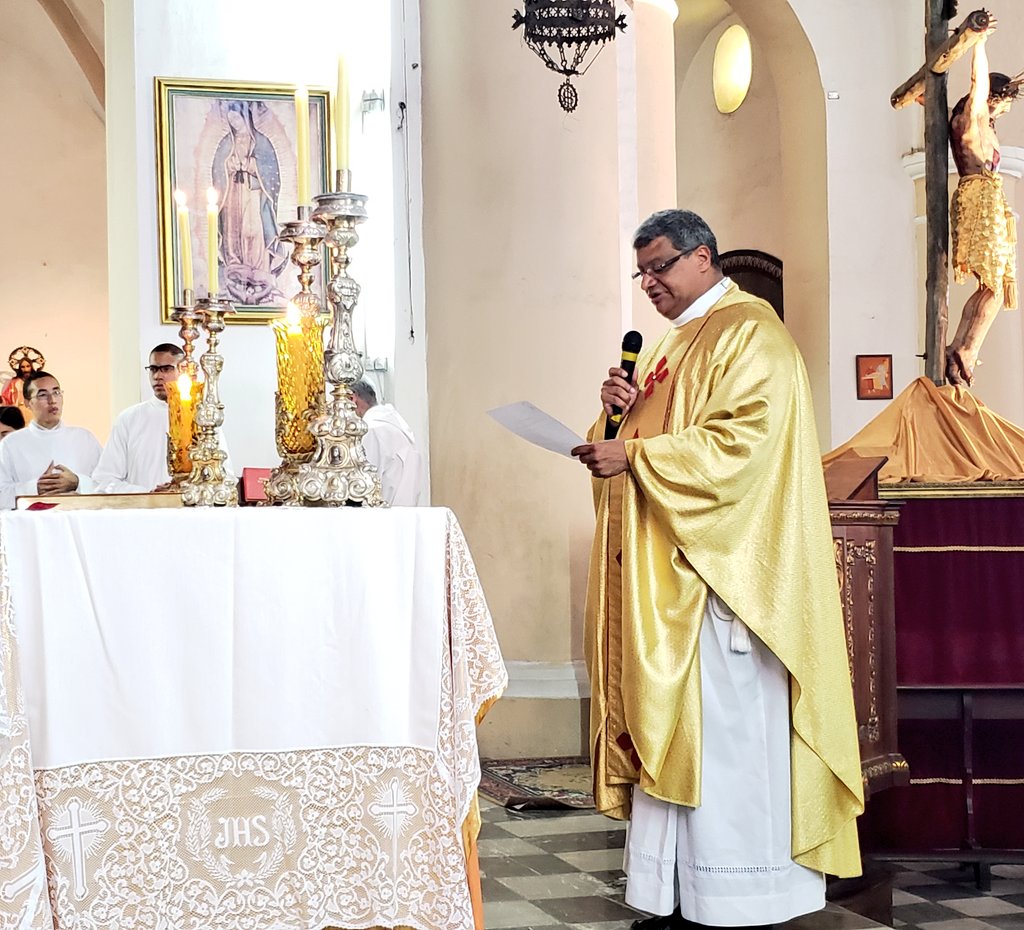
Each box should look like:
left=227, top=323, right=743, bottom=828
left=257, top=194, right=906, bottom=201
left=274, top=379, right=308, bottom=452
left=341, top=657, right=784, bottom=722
left=286, top=303, right=310, bottom=407
left=206, top=187, right=219, bottom=297
left=336, top=57, right=350, bottom=174
left=167, top=372, right=199, bottom=475
left=294, top=85, right=310, bottom=205
left=272, top=305, right=307, bottom=402
left=174, top=190, right=193, bottom=294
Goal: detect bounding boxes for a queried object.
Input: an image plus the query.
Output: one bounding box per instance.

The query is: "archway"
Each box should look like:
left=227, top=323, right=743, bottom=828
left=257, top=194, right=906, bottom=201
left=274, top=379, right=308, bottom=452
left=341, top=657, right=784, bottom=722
left=674, top=0, right=830, bottom=441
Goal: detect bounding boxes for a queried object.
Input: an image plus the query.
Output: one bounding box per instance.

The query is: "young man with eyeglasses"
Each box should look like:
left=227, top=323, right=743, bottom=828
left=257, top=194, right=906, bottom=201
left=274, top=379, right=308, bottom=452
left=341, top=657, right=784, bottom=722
left=572, top=210, right=863, bottom=930
left=93, top=344, right=184, bottom=493
left=0, top=371, right=102, bottom=508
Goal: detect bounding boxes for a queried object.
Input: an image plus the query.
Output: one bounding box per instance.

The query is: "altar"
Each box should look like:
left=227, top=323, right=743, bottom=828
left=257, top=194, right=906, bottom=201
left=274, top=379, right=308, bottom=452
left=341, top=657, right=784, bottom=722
left=0, top=507, right=506, bottom=930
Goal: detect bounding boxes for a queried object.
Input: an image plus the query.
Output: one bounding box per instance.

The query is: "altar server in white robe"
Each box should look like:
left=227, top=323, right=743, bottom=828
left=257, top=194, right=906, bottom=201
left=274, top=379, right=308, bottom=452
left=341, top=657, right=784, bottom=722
left=0, top=371, right=102, bottom=508
left=351, top=380, right=424, bottom=506
left=94, top=343, right=182, bottom=493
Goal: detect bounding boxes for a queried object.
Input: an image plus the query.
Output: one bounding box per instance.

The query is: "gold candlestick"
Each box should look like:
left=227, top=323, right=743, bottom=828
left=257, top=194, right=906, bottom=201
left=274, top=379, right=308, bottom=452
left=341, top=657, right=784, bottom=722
left=266, top=207, right=329, bottom=505
left=181, top=298, right=237, bottom=507
left=286, top=176, right=384, bottom=507
left=167, top=291, right=203, bottom=486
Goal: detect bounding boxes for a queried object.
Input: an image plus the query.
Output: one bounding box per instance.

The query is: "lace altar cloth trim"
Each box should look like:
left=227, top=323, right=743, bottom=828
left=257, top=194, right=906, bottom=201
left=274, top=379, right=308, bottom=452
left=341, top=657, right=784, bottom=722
left=0, top=510, right=508, bottom=930
left=33, top=747, right=470, bottom=930
left=1, top=532, right=51, bottom=930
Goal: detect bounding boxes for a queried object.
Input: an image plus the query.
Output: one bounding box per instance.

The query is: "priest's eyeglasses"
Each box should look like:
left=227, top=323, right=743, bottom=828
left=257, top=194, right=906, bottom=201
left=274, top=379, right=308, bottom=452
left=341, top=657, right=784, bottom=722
left=631, top=248, right=693, bottom=281
left=32, top=389, right=62, bottom=401
left=145, top=364, right=178, bottom=374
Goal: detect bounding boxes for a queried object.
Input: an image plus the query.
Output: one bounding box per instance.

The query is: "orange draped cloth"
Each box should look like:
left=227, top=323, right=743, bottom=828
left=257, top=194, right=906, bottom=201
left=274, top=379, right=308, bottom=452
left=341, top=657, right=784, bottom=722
left=824, top=376, right=1024, bottom=483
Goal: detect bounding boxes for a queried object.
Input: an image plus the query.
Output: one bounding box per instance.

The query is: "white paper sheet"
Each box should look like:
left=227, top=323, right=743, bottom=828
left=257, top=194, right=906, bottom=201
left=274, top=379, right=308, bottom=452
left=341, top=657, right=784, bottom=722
left=487, top=401, right=587, bottom=457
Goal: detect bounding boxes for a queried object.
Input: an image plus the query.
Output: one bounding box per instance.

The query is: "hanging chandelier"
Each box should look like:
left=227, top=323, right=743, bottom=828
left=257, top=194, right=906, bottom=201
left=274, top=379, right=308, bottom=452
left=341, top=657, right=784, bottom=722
left=512, top=1, right=627, bottom=113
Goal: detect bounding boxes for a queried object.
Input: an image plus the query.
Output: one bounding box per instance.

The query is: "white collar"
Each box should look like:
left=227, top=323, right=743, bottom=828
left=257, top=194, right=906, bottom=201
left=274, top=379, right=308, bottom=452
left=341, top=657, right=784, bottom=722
left=671, top=277, right=732, bottom=327
left=28, top=419, right=63, bottom=433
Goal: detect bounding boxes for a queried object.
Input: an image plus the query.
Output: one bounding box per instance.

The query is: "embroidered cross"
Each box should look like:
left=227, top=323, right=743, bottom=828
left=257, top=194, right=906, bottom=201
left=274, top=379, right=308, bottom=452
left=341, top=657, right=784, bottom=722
left=643, top=356, right=669, bottom=398
left=369, top=778, right=418, bottom=880
left=45, top=799, right=109, bottom=901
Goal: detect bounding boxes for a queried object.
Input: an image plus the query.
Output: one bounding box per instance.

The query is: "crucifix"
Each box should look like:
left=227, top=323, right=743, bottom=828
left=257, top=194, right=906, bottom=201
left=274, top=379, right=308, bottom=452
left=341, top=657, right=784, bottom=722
left=891, top=4, right=990, bottom=385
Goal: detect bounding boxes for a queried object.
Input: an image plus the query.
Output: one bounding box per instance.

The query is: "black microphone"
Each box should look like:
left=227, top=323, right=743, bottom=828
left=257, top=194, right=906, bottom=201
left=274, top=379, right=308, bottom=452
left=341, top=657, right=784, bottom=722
left=604, top=330, right=643, bottom=440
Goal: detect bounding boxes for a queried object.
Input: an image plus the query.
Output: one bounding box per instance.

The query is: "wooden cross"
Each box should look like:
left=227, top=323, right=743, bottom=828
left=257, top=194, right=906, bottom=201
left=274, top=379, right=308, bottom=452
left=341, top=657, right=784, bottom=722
left=891, top=5, right=992, bottom=384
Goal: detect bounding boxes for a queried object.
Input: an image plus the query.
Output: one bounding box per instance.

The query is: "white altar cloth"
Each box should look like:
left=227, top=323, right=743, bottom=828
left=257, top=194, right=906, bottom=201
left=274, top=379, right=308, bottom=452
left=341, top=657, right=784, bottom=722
left=0, top=507, right=506, bottom=930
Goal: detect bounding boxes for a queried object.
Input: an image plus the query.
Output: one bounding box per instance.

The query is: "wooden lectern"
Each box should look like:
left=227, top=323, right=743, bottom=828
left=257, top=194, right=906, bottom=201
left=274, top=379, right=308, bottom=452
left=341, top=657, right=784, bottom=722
left=824, top=452, right=907, bottom=924
left=825, top=451, right=908, bottom=799
left=823, top=452, right=905, bottom=798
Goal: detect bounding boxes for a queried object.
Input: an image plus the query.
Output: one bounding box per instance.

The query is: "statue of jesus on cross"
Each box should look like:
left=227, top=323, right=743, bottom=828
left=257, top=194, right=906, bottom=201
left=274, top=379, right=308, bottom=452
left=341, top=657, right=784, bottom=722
left=892, top=6, right=1021, bottom=387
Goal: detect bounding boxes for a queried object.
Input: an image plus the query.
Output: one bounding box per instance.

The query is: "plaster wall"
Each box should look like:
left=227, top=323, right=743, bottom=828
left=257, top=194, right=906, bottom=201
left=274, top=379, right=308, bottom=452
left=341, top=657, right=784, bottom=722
left=784, top=0, right=929, bottom=446
left=0, top=0, right=109, bottom=440
left=675, top=0, right=832, bottom=444
left=676, top=17, right=784, bottom=264
left=420, top=2, right=622, bottom=754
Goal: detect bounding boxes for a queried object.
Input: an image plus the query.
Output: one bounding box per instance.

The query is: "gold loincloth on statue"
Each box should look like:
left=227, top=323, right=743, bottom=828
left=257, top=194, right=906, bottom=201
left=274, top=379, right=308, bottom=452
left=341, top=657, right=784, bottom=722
left=951, top=170, right=1018, bottom=310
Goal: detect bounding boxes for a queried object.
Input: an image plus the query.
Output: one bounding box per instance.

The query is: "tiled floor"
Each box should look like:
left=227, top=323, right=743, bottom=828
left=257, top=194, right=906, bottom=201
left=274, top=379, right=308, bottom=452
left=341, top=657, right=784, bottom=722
left=477, top=796, right=1024, bottom=930
left=892, top=862, right=1024, bottom=930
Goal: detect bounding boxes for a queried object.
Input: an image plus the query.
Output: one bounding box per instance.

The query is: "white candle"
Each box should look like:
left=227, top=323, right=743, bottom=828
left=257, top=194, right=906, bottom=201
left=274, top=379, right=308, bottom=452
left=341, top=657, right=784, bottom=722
left=295, top=85, right=310, bottom=204
left=174, top=190, right=193, bottom=293
left=206, top=187, right=219, bottom=296
left=336, top=57, right=350, bottom=173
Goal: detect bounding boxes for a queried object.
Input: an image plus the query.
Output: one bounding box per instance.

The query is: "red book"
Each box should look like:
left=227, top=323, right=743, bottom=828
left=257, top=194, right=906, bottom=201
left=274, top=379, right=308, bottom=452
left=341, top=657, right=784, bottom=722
left=241, top=468, right=271, bottom=504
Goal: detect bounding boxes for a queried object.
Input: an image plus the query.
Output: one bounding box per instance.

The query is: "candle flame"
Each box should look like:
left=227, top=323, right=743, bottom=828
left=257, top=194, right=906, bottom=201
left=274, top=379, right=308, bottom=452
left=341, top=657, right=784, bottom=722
left=176, top=373, right=192, bottom=399
left=174, top=190, right=188, bottom=209
left=207, top=187, right=218, bottom=208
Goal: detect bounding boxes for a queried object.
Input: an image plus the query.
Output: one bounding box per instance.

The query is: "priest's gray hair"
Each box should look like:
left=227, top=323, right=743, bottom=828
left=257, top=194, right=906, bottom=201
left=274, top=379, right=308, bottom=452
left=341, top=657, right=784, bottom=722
left=633, top=209, right=721, bottom=268
left=351, top=379, right=378, bottom=406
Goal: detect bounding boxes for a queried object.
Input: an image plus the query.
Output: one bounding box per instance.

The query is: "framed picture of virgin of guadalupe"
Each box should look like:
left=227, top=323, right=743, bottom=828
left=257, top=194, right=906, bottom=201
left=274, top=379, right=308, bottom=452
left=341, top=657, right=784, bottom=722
left=155, top=78, right=333, bottom=324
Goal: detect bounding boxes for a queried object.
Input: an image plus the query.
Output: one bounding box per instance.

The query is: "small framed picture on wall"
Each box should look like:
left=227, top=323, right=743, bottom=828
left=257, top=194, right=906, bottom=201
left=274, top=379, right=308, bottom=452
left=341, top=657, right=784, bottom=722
left=856, top=354, right=893, bottom=400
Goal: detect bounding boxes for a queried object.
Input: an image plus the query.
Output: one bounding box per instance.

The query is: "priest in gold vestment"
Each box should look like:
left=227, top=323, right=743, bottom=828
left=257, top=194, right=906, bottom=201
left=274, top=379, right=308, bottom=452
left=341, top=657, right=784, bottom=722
left=572, top=210, right=863, bottom=929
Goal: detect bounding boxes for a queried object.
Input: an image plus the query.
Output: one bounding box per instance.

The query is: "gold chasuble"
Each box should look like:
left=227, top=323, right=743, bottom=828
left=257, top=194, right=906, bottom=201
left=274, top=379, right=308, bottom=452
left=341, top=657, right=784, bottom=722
left=584, top=284, right=864, bottom=878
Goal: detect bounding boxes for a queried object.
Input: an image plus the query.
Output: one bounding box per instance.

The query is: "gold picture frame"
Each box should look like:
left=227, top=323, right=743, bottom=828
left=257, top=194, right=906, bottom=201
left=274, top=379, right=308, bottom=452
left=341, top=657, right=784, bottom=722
left=155, top=77, right=334, bottom=324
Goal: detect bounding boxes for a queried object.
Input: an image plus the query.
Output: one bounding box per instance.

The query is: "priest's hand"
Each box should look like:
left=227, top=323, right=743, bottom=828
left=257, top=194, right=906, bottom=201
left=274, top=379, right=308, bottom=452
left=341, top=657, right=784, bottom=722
left=601, top=367, right=638, bottom=419
left=37, top=464, right=80, bottom=495
left=571, top=440, right=630, bottom=478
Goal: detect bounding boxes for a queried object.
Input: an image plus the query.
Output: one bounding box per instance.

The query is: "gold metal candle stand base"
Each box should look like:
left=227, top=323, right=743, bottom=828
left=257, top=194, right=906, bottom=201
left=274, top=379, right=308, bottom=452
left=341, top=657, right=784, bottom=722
left=181, top=299, right=237, bottom=507
left=268, top=382, right=384, bottom=507
left=280, top=182, right=384, bottom=508
left=265, top=191, right=385, bottom=507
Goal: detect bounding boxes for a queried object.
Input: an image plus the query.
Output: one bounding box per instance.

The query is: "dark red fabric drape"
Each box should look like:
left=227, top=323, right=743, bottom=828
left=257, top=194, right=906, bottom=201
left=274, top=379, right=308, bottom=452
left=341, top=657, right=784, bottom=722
left=860, top=496, right=1024, bottom=855
left=893, top=497, right=1024, bottom=686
